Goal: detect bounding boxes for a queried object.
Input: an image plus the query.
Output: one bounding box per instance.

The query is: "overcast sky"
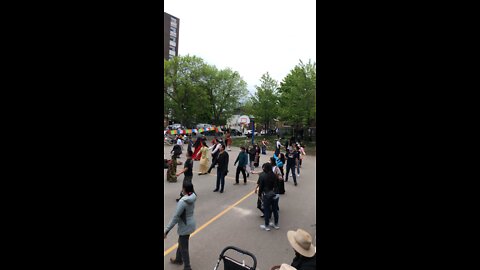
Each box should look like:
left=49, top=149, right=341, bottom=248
left=165, top=0, right=316, bottom=95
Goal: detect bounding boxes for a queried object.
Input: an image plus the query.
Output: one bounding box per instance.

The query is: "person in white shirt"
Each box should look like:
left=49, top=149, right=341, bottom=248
left=207, top=139, right=222, bottom=173
left=177, top=135, right=184, bottom=150
left=275, top=139, right=283, bottom=156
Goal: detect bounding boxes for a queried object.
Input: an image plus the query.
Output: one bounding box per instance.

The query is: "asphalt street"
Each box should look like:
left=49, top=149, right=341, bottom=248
left=164, top=144, right=316, bottom=270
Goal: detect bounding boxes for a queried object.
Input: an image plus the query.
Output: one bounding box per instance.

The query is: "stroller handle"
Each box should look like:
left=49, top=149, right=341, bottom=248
left=219, top=246, right=257, bottom=269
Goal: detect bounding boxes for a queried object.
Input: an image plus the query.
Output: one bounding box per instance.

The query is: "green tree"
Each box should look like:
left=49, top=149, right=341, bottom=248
left=278, top=60, right=316, bottom=130
left=203, top=67, right=248, bottom=125
left=249, top=72, right=279, bottom=131
left=164, top=55, right=211, bottom=127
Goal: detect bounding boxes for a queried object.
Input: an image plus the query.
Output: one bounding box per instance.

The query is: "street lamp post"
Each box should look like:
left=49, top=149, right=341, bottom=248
left=250, top=115, right=255, bottom=145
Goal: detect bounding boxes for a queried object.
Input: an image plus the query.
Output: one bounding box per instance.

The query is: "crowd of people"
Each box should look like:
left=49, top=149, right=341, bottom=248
left=163, top=131, right=314, bottom=269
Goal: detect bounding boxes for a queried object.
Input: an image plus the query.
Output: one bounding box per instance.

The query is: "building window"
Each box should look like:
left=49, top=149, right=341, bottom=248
left=170, top=37, right=176, bottom=42
left=171, top=17, right=177, bottom=23
left=170, top=27, right=176, bottom=32
left=169, top=46, right=175, bottom=51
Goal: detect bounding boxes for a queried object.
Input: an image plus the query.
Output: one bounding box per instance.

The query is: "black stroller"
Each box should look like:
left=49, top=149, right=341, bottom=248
left=213, top=246, right=257, bottom=270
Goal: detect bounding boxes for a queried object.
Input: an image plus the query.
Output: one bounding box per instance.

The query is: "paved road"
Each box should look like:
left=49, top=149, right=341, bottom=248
left=164, top=145, right=316, bottom=270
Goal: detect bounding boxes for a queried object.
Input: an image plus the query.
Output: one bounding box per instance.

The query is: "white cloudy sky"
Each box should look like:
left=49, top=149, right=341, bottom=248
left=165, top=0, right=316, bottom=95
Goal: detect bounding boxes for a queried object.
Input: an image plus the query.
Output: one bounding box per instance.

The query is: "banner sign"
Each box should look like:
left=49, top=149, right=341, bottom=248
left=165, top=125, right=222, bottom=135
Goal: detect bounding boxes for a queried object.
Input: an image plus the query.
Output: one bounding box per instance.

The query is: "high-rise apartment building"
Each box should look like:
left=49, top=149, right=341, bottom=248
left=164, top=12, right=179, bottom=60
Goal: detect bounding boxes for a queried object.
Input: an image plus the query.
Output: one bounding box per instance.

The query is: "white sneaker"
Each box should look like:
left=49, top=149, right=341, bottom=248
left=260, top=225, right=271, bottom=231
left=297, top=174, right=300, bottom=177
left=270, top=222, right=280, bottom=229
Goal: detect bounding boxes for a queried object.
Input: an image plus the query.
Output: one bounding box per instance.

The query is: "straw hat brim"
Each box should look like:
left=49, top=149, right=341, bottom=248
left=287, top=231, right=316, bottom=258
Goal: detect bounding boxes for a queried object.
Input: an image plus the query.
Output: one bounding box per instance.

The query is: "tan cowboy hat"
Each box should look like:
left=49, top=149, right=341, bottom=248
left=287, top=229, right=316, bottom=258
left=280, top=264, right=297, bottom=270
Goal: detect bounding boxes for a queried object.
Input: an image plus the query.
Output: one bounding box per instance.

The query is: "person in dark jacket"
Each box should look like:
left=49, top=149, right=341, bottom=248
left=175, top=150, right=194, bottom=202
left=258, top=163, right=279, bottom=231
left=213, top=144, right=229, bottom=193
left=234, top=146, right=248, bottom=185
left=287, top=229, right=316, bottom=270
left=285, top=149, right=298, bottom=186
left=164, top=181, right=197, bottom=270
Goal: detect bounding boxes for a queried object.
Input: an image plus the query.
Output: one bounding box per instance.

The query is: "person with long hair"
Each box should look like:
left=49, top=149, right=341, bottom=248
left=191, top=133, right=203, bottom=161
left=164, top=181, right=197, bottom=270
left=198, top=141, right=209, bottom=175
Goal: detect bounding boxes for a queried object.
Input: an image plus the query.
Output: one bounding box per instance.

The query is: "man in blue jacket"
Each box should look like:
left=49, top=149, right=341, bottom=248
left=234, top=146, right=248, bottom=185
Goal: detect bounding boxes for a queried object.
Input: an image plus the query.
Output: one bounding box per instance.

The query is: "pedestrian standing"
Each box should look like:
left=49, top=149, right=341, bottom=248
left=275, top=139, right=283, bottom=156
left=226, top=130, right=232, bottom=151
left=254, top=143, right=261, bottom=168
left=296, top=144, right=306, bottom=177
left=261, top=138, right=269, bottom=155
left=198, top=141, right=209, bottom=175
left=164, top=181, right=197, bottom=270
left=247, top=145, right=256, bottom=176
left=258, top=163, right=279, bottom=231
left=207, top=139, right=221, bottom=174
left=213, top=144, right=229, bottom=193
left=285, top=149, right=298, bottom=186
left=234, top=146, right=248, bottom=185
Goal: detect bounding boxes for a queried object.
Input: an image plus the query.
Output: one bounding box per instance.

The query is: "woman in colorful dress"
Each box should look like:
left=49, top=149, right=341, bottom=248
left=191, top=134, right=203, bottom=161
left=225, top=130, right=232, bottom=151
left=198, top=141, right=210, bottom=175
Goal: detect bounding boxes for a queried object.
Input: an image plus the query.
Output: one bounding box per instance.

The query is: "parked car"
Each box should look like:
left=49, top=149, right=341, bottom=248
left=168, top=123, right=185, bottom=130
left=196, top=123, right=212, bottom=129
left=245, top=129, right=259, bottom=138
left=230, top=129, right=243, bottom=136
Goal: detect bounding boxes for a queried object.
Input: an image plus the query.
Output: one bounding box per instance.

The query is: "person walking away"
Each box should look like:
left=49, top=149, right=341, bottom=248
left=198, top=141, right=209, bottom=175
left=234, top=146, right=248, bottom=185
left=258, top=163, right=279, bottom=231
left=175, top=150, right=194, bottom=201
left=164, top=181, right=197, bottom=270
left=285, top=149, right=298, bottom=186
left=261, top=138, right=269, bottom=155
left=207, top=139, right=221, bottom=174
left=213, top=144, right=229, bottom=193
left=186, top=135, right=193, bottom=154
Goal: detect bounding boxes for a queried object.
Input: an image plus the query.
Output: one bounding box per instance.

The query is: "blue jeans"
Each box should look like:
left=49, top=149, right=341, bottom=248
left=285, top=164, right=297, bottom=184
left=263, top=195, right=279, bottom=226
left=216, top=169, right=226, bottom=192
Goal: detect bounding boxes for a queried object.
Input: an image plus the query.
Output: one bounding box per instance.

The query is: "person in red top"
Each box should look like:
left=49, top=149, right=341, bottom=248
left=225, top=130, right=232, bottom=151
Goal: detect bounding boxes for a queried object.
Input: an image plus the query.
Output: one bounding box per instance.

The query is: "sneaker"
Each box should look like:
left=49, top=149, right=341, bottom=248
left=271, top=224, right=280, bottom=230
left=213, top=189, right=219, bottom=192
left=170, top=258, right=183, bottom=265
left=297, top=174, right=300, bottom=177
left=260, top=214, right=265, bottom=218
left=260, top=225, right=271, bottom=231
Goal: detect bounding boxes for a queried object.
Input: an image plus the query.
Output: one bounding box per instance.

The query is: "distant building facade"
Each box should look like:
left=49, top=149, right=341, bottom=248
left=164, top=12, right=179, bottom=60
